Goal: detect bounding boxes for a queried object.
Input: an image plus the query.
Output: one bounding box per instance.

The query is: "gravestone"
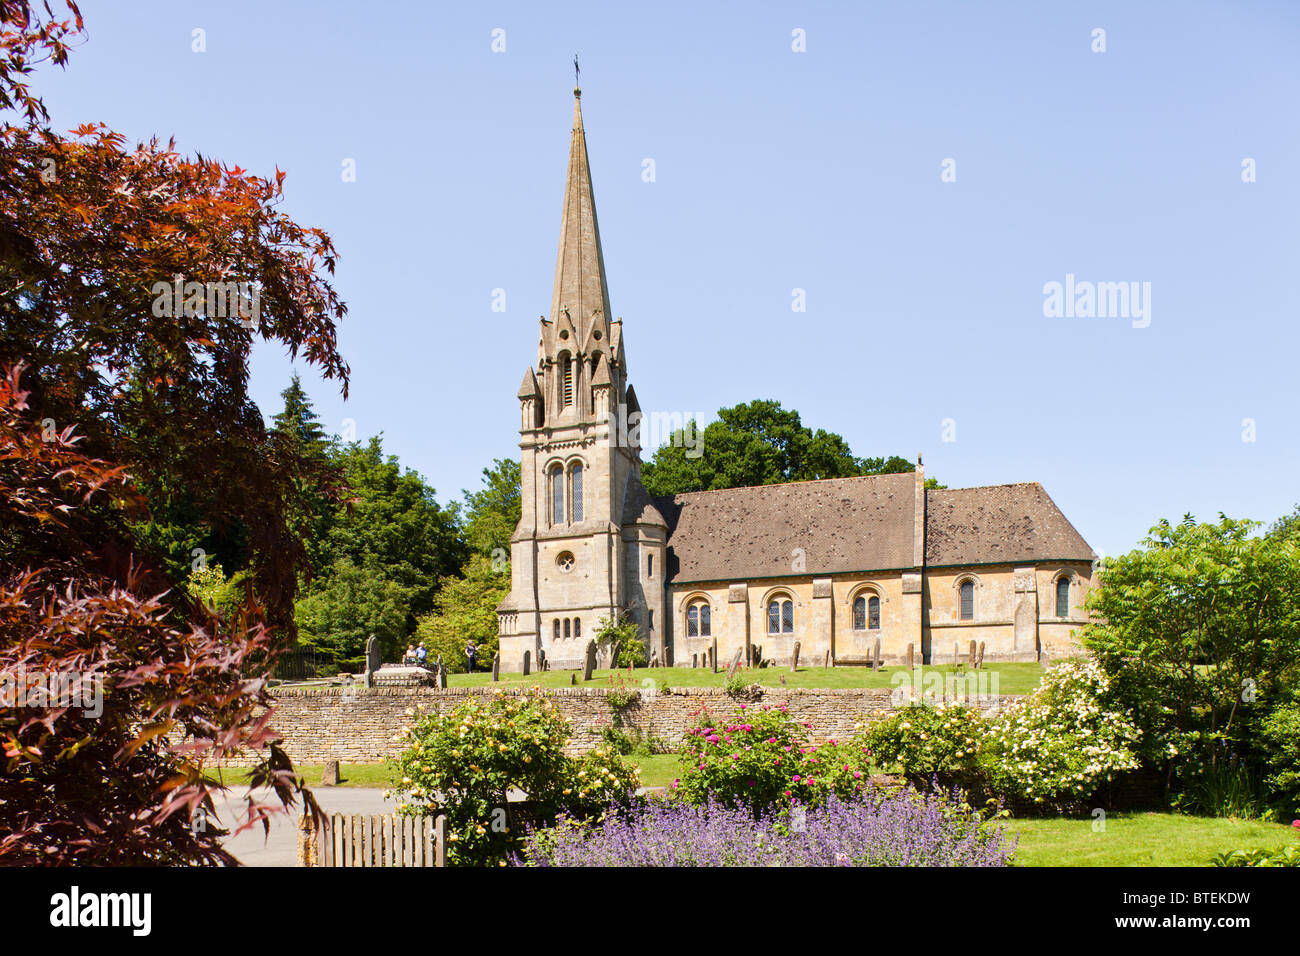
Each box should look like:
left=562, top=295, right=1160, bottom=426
left=364, top=633, right=380, bottom=688
left=538, top=649, right=547, bottom=672
left=321, top=759, right=340, bottom=786
left=583, top=640, right=597, bottom=681
left=692, top=653, right=698, bottom=668
left=906, top=643, right=914, bottom=671
left=789, top=640, right=801, bottom=673
left=872, top=636, right=882, bottom=671
left=491, top=653, right=500, bottom=682
left=825, top=650, right=831, bottom=668
left=977, top=642, right=985, bottom=670
left=570, top=673, right=577, bottom=685
left=522, top=650, right=530, bottom=676
left=969, top=640, right=978, bottom=668
left=438, top=664, right=448, bottom=689
left=726, top=647, right=744, bottom=680
left=711, top=638, right=718, bottom=673
left=649, top=651, right=659, bottom=668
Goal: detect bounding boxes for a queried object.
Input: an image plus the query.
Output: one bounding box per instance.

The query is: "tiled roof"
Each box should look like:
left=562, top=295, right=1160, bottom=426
left=655, top=472, right=918, bottom=583
left=924, top=483, right=1095, bottom=566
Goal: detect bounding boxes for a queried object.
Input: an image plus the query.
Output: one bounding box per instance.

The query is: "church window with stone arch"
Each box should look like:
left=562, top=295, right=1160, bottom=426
left=959, top=580, right=975, bottom=621
left=767, top=597, right=793, bottom=634
left=564, top=619, right=571, bottom=639
left=570, top=463, right=583, bottom=522
left=1055, top=576, right=1070, bottom=618
left=550, top=464, right=564, bottom=525
left=686, top=600, right=711, bottom=638
left=553, top=619, right=560, bottom=640
left=574, top=617, right=581, bottom=638
left=853, top=594, right=881, bottom=630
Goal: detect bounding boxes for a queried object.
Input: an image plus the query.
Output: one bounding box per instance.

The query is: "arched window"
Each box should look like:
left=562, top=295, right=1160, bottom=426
left=767, top=598, right=793, bottom=634
left=686, top=601, right=711, bottom=638
left=550, top=464, right=564, bottom=525
left=1055, top=577, right=1070, bottom=618
left=959, top=580, right=975, bottom=621
left=700, top=604, right=711, bottom=636
left=687, top=605, right=699, bottom=637
left=553, top=619, right=560, bottom=640
left=854, top=594, right=881, bottom=630
left=574, top=617, right=581, bottom=638
left=570, top=463, right=583, bottom=522
left=564, top=619, right=571, bottom=639
left=561, top=355, right=573, bottom=407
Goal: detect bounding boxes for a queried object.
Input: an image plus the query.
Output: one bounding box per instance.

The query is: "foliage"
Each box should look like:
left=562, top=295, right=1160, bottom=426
left=516, top=787, right=1015, bottom=867
left=594, top=613, right=645, bottom=667
left=460, top=457, right=521, bottom=558
left=389, top=692, right=639, bottom=866
left=865, top=703, right=986, bottom=785
left=1260, top=700, right=1300, bottom=818
left=983, top=657, right=1142, bottom=810
left=675, top=703, right=869, bottom=815
left=0, top=364, right=318, bottom=864
left=603, top=671, right=641, bottom=710
left=599, top=723, right=669, bottom=757
left=412, top=553, right=507, bottom=673
left=1212, top=845, right=1300, bottom=867
left=294, top=558, right=410, bottom=669
left=184, top=561, right=249, bottom=620
left=270, top=374, right=340, bottom=583
left=1083, top=515, right=1300, bottom=812
left=640, top=399, right=937, bottom=496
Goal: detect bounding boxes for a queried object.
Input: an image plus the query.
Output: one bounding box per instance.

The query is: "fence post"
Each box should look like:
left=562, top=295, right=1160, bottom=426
left=296, top=812, right=318, bottom=867
left=434, top=814, right=447, bottom=867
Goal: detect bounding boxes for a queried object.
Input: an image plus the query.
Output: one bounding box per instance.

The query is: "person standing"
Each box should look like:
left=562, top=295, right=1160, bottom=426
left=465, top=640, right=477, bottom=674
left=416, top=643, right=427, bottom=667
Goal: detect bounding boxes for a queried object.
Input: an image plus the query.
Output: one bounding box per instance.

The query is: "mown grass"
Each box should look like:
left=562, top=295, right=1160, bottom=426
left=438, top=662, right=1044, bottom=695
left=1004, top=812, right=1298, bottom=867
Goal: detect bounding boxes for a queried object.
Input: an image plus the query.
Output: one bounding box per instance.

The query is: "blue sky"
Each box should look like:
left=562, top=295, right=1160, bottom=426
left=36, top=0, right=1300, bottom=558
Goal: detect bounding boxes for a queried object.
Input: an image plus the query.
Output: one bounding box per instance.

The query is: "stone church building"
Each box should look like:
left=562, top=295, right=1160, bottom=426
left=496, top=89, right=1097, bottom=671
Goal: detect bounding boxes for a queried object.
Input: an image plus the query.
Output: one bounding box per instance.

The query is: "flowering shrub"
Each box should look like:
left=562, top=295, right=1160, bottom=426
left=675, top=704, right=869, bottom=814
left=865, top=703, right=985, bottom=785
left=389, top=692, right=639, bottom=865
left=515, top=787, right=1016, bottom=867
left=983, top=657, right=1141, bottom=809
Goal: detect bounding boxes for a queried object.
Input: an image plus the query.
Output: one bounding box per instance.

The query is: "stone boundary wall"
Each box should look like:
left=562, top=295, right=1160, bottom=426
left=235, top=685, right=1025, bottom=766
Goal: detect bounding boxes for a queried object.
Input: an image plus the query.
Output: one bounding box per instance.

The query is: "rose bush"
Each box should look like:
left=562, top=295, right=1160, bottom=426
left=674, top=703, right=870, bottom=815
left=389, top=691, right=639, bottom=865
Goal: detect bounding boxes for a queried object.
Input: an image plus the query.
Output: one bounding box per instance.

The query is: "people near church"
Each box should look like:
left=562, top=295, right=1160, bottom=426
left=402, top=644, right=416, bottom=665
left=416, top=643, right=427, bottom=667
left=465, top=640, right=477, bottom=673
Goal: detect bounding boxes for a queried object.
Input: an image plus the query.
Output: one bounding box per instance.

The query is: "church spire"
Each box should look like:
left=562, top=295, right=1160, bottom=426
left=549, top=85, right=612, bottom=346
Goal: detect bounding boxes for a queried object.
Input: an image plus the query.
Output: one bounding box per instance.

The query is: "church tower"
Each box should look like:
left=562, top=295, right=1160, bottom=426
left=496, top=86, right=668, bottom=671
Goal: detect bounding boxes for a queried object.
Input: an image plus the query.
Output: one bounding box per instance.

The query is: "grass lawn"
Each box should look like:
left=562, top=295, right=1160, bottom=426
left=212, top=762, right=393, bottom=790
left=439, top=662, right=1044, bottom=695
left=1006, top=812, right=1298, bottom=867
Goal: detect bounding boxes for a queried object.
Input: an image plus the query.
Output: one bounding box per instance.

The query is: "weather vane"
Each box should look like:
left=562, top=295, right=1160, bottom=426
left=574, top=54, right=580, bottom=89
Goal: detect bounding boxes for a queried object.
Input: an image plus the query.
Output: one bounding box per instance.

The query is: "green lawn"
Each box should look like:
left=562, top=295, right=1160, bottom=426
left=212, top=762, right=394, bottom=790
left=441, top=662, right=1044, bottom=695
left=1005, top=812, right=1297, bottom=867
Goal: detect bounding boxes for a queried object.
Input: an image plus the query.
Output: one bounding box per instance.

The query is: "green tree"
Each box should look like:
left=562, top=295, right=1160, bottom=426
left=271, top=373, right=340, bottom=582
left=413, top=554, right=509, bottom=671
left=294, top=558, right=411, bottom=668
left=461, top=457, right=521, bottom=558
left=1084, top=515, right=1300, bottom=811
left=641, top=399, right=935, bottom=495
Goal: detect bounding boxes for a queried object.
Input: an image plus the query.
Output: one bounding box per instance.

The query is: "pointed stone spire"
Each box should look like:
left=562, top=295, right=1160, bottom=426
left=549, top=87, right=612, bottom=348
left=517, top=367, right=541, bottom=399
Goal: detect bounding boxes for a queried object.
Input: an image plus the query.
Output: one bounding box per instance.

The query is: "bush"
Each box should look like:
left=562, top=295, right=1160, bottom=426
left=865, top=703, right=985, bottom=787
left=1261, top=700, right=1300, bottom=818
left=389, top=692, right=639, bottom=865
left=1212, top=845, right=1300, bottom=867
left=983, top=657, right=1141, bottom=810
left=675, top=704, right=870, bottom=814
left=516, top=787, right=1016, bottom=867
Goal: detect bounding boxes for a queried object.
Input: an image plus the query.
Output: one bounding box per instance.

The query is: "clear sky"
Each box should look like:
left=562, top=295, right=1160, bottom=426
left=35, top=0, right=1300, bottom=558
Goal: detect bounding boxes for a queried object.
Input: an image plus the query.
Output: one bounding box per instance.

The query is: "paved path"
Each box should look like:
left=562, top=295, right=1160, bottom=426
left=216, top=787, right=397, bottom=867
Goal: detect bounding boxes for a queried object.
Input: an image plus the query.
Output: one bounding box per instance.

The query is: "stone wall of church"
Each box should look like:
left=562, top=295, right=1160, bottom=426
left=228, top=684, right=1025, bottom=765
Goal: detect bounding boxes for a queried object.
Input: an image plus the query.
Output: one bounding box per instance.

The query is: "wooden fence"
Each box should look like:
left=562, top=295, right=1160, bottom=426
left=298, top=812, right=447, bottom=867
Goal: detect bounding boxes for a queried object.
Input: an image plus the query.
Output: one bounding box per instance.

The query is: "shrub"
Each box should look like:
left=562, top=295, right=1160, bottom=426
left=983, top=657, right=1141, bottom=810
left=516, top=787, right=1016, bottom=867
left=389, top=692, right=639, bottom=865
left=1212, top=846, right=1300, bottom=867
left=1260, top=700, right=1300, bottom=818
left=865, top=703, right=985, bottom=786
left=675, top=704, right=870, bottom=814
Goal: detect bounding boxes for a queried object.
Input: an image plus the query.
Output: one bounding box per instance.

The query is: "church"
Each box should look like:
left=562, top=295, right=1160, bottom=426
left=496, top=88, right=1097, bottom=672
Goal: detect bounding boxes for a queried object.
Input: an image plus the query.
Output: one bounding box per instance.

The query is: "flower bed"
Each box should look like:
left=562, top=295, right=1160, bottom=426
left=515, top=787, right=1016, bottom=867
